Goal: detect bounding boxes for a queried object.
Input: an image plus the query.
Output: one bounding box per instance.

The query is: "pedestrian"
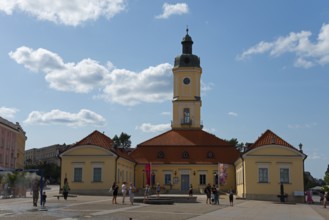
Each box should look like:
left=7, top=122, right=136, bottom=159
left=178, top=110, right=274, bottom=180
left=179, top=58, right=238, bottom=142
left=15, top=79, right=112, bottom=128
left=212, top=184, right=219, bottom=205
left=63, top=178, right=70, bottom=200
left=204, top=183, right=212, bottom=205
left=189, top=184, right=193, bottom=197
left=229, top=189, right=234, bottom=206
left=306, top=189, right=314, bottom=204
left=111, top=182, right=119, bottom=204
left=156, top=183, right=161, bottom=197
left=121, top=182, right=127, bottom=204
left=32, top=178, right=40, bottom=207
left=41, top=191, right=47, bottom=208
left=144, top=184, right=150, bottom=200
left=129, top=183, right=136, bottom=205
left=324, top=191, right=329, bottom=208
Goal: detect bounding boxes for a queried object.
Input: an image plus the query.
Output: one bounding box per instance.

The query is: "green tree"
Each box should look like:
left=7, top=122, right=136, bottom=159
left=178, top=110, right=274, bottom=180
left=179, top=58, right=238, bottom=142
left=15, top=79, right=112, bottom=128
left=113, top=132, right=131, bottom=149
left=225, top=138, right=244, bottom=152
left=323, top=172, right=329, bottom=192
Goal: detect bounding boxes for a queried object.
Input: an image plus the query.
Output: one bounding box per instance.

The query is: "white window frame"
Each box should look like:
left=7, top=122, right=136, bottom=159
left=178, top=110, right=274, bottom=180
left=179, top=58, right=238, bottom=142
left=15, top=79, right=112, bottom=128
left=91, top=163, right=103, bottom=182
left=257, top=163, right=270, bottom=183
left=73, top=163, right=84, bottom=182
left=93, top=167, right=102, bottom=182
left=279, top=167, right=290, bottom=183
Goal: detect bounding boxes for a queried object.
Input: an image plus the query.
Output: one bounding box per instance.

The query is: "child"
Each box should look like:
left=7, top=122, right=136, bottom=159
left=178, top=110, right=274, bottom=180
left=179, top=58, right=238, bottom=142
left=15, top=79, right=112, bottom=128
left=42, top=191, right=47, bottom=208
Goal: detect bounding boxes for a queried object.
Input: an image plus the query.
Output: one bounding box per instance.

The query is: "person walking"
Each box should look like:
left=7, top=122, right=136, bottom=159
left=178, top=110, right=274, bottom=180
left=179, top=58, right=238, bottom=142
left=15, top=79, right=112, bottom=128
left=212, top=184, right=219, bottom=205
left=204, top=183, right=212, bottom=205
left=41, top=191, right=47, bottom=208
left=121, top=182, right=127, bottom=204
left=63, top=178, right=70, bottom=200
left=144, top=184, right=150, bottom=200
left=111, top=182, right=119, bottom=204
left=189, top=184, right=193, bottom=197
left=32, top=178, right=39, bottom=207
left=156, top=183, right=161, bottom=197
left=324, top=191, right=329, bottom=208
left=229, top=189, right=234, bottom=206
left=129, top=183, right=136, bottom=205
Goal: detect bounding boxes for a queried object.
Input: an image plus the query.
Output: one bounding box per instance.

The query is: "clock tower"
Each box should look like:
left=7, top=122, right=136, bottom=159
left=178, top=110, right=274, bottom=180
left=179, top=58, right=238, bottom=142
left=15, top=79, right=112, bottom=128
left=172, top=29, right=202, bottom=129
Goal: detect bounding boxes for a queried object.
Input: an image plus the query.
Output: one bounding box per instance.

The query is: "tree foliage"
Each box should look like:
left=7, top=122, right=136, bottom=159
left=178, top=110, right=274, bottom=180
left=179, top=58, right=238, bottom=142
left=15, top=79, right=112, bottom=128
left=113, top=132, right=131, bottom=149
left=24, top=160, right=60, bottom=184
left=225, top=138, right=244, bottom=152
left=323, top=172, right=329, bottom=192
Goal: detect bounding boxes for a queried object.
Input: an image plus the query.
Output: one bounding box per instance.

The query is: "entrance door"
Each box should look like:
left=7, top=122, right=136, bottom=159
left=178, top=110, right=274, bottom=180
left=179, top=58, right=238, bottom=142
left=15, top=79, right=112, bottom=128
left=181, top=174, right=189, bottom=192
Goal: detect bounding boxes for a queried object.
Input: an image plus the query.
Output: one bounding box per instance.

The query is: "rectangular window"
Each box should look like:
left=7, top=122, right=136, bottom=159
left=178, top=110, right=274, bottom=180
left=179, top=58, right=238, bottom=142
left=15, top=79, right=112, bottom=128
left=280, top=168, right=289, bottom=183
left=199, top=174, right=206, bottom=185
left=183, top=108, right=190, bottom=124
left=164, top=174, right=171, bottom=185
left=93, top=167, right=102, bottom=182
left=74, top=167, right=82, bottom=182
left=259, top=168, right=268, bottom=183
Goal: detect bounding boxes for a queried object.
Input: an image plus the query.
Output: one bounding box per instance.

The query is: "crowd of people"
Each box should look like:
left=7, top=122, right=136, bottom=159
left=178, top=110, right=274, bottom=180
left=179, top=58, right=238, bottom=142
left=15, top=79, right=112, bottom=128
left=109, top=182, right=235, bottom=206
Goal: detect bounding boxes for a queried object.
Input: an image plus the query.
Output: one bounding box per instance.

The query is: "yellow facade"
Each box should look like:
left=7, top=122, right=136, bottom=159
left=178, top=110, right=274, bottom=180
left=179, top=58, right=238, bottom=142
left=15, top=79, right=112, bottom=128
left=61, top=145, right=135, bottom=195
left=134, top=164, right=235, bottom=194
left=235, top=145, right=306, bottom=203
left=172, top=66, right=202, bottom=129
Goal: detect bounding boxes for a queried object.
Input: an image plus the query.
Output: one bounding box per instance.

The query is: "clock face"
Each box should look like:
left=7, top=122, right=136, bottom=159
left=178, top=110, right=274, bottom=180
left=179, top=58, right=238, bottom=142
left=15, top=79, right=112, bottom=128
left=183, top=77, right=190, bottom=85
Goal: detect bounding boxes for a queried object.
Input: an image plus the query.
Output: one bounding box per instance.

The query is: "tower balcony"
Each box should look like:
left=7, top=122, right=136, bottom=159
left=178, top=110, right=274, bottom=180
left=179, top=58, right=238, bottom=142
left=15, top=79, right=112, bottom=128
left=181, top=118, right=192, bottom=125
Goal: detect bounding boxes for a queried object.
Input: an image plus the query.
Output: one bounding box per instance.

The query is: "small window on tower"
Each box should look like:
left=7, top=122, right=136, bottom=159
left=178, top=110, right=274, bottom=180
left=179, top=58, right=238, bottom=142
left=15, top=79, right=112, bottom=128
left=183, top=108, right=190, bottom=123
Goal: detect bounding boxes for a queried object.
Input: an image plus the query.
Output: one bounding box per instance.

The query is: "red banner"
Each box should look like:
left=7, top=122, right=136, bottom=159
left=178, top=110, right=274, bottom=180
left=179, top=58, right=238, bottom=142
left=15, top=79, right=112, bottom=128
left=145, top=163, right=151, bottom=185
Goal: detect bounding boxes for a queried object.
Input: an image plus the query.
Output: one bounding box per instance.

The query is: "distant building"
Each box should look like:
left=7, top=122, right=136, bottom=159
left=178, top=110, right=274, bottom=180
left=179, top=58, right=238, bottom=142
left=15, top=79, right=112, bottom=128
left=0, top=117, right=27, bottom=170
left=25, top=144, right=68, bottom=166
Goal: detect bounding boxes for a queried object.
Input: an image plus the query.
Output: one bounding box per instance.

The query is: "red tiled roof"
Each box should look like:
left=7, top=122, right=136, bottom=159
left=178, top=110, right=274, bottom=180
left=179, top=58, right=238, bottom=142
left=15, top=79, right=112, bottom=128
left=130, top=129, right=240, bottom=164
left=246, top=129, right=297, bottom=152
left=65, top=130, right=133, bottom=161
left=138, top=129, right=231, bottom=146
left=73, top=130, right=113, bottom=150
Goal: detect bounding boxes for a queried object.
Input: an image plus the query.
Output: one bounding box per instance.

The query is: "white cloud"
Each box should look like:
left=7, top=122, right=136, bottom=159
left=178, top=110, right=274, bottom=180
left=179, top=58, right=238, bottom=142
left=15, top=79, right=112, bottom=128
left=288, top=122, right=317, bottom=129
left=0, top=107, right=19, bottom=119
left=100, top=63, right=173, bottom=106
left=155, top=3, right=188, bottom=19
left=136, top=123, right=171, bottom=133
left=9, top=46, right=173, bottom=106
left=24, top=109, right=106, bottom=127
left=228, top=112, right=238, bottom=117
left=308, top=152, right=321, bottom=160
left=237, top=23, right=329, bottom=68
left=161, top=111, right=171, bottom=116
left=0, top=0, right=126, bottom=26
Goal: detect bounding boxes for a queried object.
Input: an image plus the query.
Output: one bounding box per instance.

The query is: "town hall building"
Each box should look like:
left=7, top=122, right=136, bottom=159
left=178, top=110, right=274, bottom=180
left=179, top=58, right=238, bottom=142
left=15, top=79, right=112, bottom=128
left=60, top=30, right=307, bottom=203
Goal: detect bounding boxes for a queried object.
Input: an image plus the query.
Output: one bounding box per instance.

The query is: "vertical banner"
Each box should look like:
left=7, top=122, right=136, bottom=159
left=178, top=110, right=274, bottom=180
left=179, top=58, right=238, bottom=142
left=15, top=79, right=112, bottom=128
left=219, top=163, right=228, bottom=185
left=145, top=163, right=151, bottom=185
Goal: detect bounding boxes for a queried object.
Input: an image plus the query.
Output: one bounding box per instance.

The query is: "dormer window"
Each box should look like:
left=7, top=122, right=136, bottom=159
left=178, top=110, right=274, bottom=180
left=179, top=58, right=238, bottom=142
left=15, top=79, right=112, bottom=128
left=182, top=151, right=189, bottom=159
left=207, top=151, right=214, bottom=158
left=157, top=151, right=165, bottom=159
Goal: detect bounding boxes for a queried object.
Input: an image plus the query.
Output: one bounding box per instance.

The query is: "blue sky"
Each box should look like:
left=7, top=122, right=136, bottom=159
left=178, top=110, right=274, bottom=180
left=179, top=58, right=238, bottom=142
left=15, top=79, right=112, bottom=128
left=1, top=0, right=328, bottom=179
